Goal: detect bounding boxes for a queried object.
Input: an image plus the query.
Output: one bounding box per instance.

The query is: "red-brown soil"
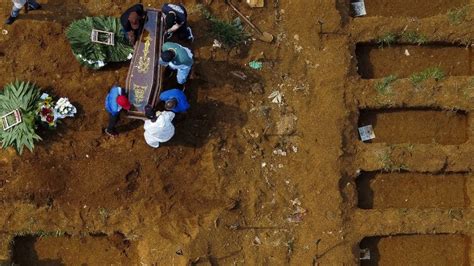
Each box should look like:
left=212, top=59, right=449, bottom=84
left=356, top=44, right=473, bottom=79
left=359, top=234, right=469, bottom=266
left=12, top=233, right=137, bottom=265
left=363, top=0, right=468, bottom=18
left=358, top=109, right=469, bottom=145
left=357, top=172, right=468, bottom=209
left=0, top=0, right=473, bottom=264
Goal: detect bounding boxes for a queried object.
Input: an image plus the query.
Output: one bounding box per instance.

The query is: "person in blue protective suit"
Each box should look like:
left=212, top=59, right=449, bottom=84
left=159, top=88, right=190, bottom=113
left=104, top=85, right=131, bottom=137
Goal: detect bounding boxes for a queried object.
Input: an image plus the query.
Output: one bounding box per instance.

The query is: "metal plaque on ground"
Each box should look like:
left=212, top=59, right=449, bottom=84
left=126, top=8, right=165, bottom=119
left=358, top=125, right=375, bottom=142
left=351, top=0, right=366, bottom=17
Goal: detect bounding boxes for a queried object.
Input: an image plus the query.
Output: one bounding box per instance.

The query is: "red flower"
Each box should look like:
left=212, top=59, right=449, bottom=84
left=41, top=107, right=51, bottom=116
left=46, top=115, right=54, bottom=123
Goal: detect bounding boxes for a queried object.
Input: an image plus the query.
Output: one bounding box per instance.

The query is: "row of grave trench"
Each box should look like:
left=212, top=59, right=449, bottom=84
left=345, top=2, right=473, bottom=264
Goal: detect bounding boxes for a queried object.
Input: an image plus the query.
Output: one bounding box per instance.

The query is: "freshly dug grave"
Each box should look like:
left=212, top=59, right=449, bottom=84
left=357, top=171, right=468, bottom=209
left=359, top=234, right=469, bottom=266
left=356, top=44, right=473, bottom=79
left=358, top=109, right=469, bottom=145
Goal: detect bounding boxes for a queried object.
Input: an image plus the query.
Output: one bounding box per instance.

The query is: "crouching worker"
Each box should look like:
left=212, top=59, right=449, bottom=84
left=104, top=85, right=131, bottom=137
left=144, top=106, right=175, bottom=148
left=159, top=88, right=190, bottom=113
left=160, top=42, right=193, bottom=85
left=162, top=3, right=193, bottom=41
left=120, top=3, right=146, bottom=45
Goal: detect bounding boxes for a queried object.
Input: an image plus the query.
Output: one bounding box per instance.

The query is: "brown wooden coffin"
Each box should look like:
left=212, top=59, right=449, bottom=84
left=126, top=8, right=165, bottom=120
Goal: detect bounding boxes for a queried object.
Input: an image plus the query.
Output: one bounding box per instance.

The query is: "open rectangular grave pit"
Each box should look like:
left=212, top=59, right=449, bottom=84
left=358, top=109, right=469, bottom=145
left=357, top=171, right=468, bottom=209
left=356, top=43, right=473, bottom=79
left=359, top=234, right=469, bottom=265
left=356, top=0, right=468, bottom=18
left=11, top=233, right=137, bottom=265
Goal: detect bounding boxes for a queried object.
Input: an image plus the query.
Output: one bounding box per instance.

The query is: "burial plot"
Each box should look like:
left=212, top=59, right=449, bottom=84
left=356, top=43, right=473, bottom=79
left=360, top=0, right=468, bottom=18
left=359, top=234, right=469, bottom=266
left=358, top=109, right=468, bottom=145
left=357, top=171, right=468, bottom=209
left=11, top=233, right=137, bottom=265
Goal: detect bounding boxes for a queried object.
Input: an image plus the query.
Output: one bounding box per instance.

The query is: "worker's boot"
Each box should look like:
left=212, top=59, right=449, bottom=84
left=104, top=128, right=119, bottom=137
left=5, top=16, right=17, bottom=25
left=27, top=1, right=41, bottom=10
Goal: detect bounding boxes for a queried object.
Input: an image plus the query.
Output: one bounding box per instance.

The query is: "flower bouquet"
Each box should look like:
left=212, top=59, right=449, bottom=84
left=37, top=94, right=77, bottom=128
left=55, top=97, right=77, bottom=119
left=1, top=82, right=78, bottom=154
left=37, top=93, right=58, bottom=128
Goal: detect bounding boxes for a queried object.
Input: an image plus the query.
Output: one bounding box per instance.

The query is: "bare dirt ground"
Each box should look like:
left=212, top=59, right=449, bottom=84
left=0, top=0, right=473, bottom=265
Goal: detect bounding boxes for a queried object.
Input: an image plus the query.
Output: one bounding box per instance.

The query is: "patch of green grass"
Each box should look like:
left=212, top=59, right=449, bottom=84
left=400, top=31, right=427, bottom=45
left=98, top=207, right=110, bottom=224
left=375, top=75, right=397, bottom=95
left=410, top=67, right=445, bottom=87
left=198, top=5, right=248, bottom=48
left=378, top=148, right=409, bottom=172
left=447, top=6, right=468, bottom=25
left=378, top=151, right=393, bottom=171
left=462, top=77, right=474, bottom=99
left=376, top=32, right=397, bottom=48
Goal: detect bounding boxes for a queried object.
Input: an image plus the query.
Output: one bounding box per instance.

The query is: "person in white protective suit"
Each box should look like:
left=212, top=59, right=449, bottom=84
left=143, top=106, right=175, bottom=148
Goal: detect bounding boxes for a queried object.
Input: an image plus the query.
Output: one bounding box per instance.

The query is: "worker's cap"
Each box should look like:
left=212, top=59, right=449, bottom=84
left=165, top=13, right=176, bottom=29
left=117, top=95, right=131, bottom=110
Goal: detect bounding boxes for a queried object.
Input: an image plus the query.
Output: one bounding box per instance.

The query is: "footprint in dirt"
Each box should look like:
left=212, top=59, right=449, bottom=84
left=22, top=0, right=91, bottom=25
left=124, top=164, right=140, bottom=195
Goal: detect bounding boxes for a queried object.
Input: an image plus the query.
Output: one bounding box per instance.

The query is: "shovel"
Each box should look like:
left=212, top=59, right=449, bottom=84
left=225, top=0, right=274, bottom=43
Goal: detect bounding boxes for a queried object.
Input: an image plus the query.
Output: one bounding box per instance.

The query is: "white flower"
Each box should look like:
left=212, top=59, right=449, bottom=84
left=127, top=53, right=133, bottom=60
left=97, top=61, right=105, bottom=68
left=54, top=97, right=77, bottom=118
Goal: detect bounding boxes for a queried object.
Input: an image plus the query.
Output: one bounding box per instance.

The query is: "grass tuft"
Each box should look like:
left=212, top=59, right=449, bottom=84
left=410, top=67, right=445, bottom=87
left=98, top=207, right=110, bottom=224
left=375, top=75, right=397, bottom=95
left=378, top=150, right=409, bottom=172
left=447, top=6, right=468, bottom=25
left=376, top=32, right=397, bottom=48
left=400, top=31, right=427, bottom=45
left=198, top=5, right=248, bottom=48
